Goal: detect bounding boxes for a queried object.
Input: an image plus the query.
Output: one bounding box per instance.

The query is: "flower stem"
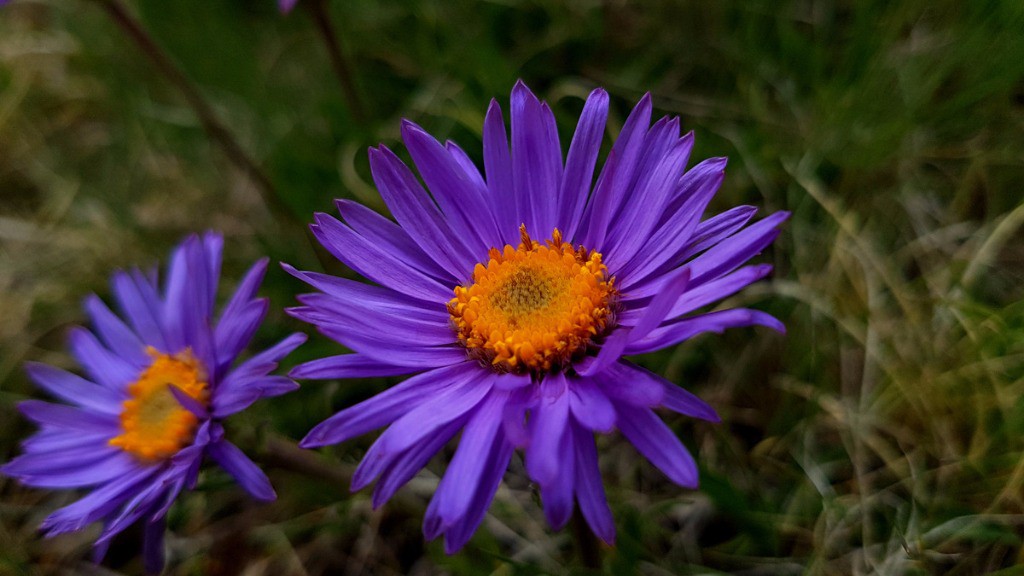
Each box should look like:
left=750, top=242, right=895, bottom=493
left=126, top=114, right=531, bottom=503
left=88, top=0, right=289, bottom=218
left=303, top=0, right=367, bottom=127
left=572, top=507, right=602, bottom=570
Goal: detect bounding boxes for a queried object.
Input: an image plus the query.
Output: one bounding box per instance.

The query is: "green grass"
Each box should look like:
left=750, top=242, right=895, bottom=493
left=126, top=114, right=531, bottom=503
left=2, top=0, right=1023, bottom=573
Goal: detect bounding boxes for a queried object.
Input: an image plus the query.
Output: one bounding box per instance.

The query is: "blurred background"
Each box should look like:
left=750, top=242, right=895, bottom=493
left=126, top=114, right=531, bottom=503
left=1, top=0, right=1023, bottom=574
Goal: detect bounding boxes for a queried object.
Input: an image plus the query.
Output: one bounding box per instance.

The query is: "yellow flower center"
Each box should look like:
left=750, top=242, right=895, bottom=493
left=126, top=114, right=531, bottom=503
left=448, top=226, right=617, bottom=373
left=109, top=348, right=209, bottom=462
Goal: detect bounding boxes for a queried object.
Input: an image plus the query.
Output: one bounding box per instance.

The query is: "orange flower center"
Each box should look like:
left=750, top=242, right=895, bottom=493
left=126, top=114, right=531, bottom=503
left=448, top=226, right=617, bottom=373
left=109, top=348, right=209, bottom=461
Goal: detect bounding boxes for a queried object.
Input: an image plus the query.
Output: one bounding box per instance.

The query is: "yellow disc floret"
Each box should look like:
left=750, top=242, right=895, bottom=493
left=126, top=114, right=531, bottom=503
left=109, top=347, right=209, bottom=461
left=448, top=225, right=617, bottom=373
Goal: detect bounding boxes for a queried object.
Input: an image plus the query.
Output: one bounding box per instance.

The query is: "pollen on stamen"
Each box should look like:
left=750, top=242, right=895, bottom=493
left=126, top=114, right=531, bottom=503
left=448, top=225, right=617, bottom=374
left=109, top=347, right=209, bottom=461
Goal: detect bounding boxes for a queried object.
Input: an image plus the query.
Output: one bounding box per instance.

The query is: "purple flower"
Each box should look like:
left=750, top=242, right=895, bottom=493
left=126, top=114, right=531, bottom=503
left=1, top=233, right=305, bottom=573
left=279, top=0, right=298, bottom=14
left=288, top=81, right=787, bottom=553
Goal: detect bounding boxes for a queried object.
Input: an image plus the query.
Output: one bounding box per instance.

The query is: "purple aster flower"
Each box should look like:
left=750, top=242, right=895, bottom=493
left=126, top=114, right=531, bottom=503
left=288, top=81, right=787, bottom=553
left=1, top=233, right=305, bottom=573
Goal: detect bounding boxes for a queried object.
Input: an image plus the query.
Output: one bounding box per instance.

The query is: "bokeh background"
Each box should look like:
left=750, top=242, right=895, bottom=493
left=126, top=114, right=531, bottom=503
left=2, top=0, right=1023, bottom=574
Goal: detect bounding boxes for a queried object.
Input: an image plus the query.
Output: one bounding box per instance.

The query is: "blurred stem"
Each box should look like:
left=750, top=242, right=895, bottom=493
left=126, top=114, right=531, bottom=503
left=572, top=507, right=602, bottom=570
left=89, top=0, right=288, bottom=219
left=303, top=0, right=367, bottom=126
left=260, top=434, right=352, bottom=486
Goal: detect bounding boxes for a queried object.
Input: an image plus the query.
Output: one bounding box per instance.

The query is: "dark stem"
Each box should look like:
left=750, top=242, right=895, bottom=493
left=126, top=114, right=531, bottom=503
left=572, top=506, right=602, bottom=570
left=304, top=0, right=367, bottom=126
left=90, top=0, right=289, bottom=218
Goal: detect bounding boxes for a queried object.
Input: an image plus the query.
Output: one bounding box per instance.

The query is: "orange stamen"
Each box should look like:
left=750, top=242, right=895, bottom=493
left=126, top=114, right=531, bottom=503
left=448, top=225, right=617, bottom=373
left=109, top=347, right=209, bottom=461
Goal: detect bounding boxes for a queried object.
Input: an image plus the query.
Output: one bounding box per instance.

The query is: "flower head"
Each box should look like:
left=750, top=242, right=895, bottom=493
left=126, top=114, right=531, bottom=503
left=1, top=233, right=305, bottom=572
left=288, top=81, right=787, bottom=552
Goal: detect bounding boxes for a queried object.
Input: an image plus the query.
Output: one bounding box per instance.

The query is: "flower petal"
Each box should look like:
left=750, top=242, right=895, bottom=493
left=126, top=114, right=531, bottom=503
left=626, top=308, right=785, bottom=355
left=289, top=354, right=422, bottom=380
left=559, top=88, right=608, bottom=241
left=300, top=362, right=475, bottom=448
left=208, top=440, right=276, bottom=501
left=24, top=362, right=124, bottom=415
left=511, top=81, right=563, bottom=236
left=616, top=404, right=698, bottom=488
left=573, top=421, right=615, bottom=544
left=482, top=99, right=519, bottom=245
left=525, top=373, right=569, bottom=486
left=369, top=146, right=478, bottom=279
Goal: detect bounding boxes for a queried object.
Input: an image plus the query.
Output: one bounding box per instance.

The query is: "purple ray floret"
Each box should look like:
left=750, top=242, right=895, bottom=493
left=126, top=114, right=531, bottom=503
left=288, top=81, right=787, bottom=553
left=2, top=233, right=305, bottom=572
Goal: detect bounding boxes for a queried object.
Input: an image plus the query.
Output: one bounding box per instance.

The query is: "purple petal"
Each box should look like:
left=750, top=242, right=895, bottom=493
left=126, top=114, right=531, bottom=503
left=559, top=88, right=609, bottom=241
left=616, top=404, right=698, bottom=488
left=446, top=141, right=487, bottom=192
left=680, top=204, right=761, bottom=262
left=300, top=362, right=475, bottom=448
left=68, top=327, right=139, bottom=390
left=402, top=120, right=501, bottom=251
left=39, top=466, right=158, bottom=536
left=84, top=295, right=148, bottom=367
left=578, top=92, right=652, bottom=251
left=625, top=308, right=785, bottom=355
left=22, top=452, right=139, bottom=489
left=319, top=339, right=467, bottom=370
left=685, top=211, right=790, bottom=288
left=568, top=376, right=616, bottom=432
left=18, top=400, right=120, bottom=434
left=111, top=270, right=167, bottom=350
left=614, top=362, right=718, bottom=422
left=311, top=213, right=452, bottom=302
left=540, top=414, right=574, bottom=530
left=282, top=263, right=447, bottom=321
left=218, top=332, right=306, bottom=386
left=431, top=390, right=507, bottom=526
left=439, top=433, right=513, bottom=554
left=591, top=361, right=665, bottom=407
left=572, top=421, right=615, bottom=544
left=289, top=354, right=421, bottom=380
left=662, top=264, right=774, bottom=320
left=371, top=419, right=463, bottom=509
left=24, top=362, right=124, bottom=415
left=501, top=385, right=536, bottom=447
left=605, top=130, right=693, bottom=269
left=482, top=99, right=519, bottom=244
left=20, top=429, right=112, bottom=453
left=623, top=267, right=691, bottom=340
left=582, top=267, right=692, bottom=378
left=336, top=199, right=453, bottom=281
left=618, top=159, right=729, bottom=287
left=290, top=292, right=454, bottom=346
left=213, top=299, right=268, bottom=378
left=368, top=146, right=478, bottom=279
left=510, top=81, right=563, bottom=236
left=208, top=440, right=276, bottom=501
left=525, top=373, right=569, bottom=486
left=212, top=375, right=299, bottom=417
left=214, top=258, right=269, bottom=369
left=2, top=444, right=122, bottom=478
left=169, top=384, right=209, bottom=418
left=373, top=370, right=493, bottom=456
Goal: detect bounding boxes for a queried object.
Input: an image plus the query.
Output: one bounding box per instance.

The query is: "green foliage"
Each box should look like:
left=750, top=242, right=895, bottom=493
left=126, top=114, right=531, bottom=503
left=1, top=0, right=1023, bottom=573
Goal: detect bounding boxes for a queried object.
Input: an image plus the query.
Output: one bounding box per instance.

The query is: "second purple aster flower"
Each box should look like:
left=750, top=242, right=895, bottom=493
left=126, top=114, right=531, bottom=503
left=287, top=81, right=788, bottom=553
left=1, top=233, right=306, bottom=572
